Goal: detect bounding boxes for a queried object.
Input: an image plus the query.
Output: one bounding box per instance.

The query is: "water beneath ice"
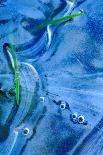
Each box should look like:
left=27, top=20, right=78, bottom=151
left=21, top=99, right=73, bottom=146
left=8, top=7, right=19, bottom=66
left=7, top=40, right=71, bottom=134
left=0, top=0, right=103, bottom=155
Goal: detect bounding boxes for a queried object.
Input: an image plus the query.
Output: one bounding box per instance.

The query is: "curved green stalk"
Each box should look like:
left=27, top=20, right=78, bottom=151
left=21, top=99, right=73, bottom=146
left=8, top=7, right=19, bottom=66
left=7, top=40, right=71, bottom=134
left=5, top=44, right=20, bottom=105
left=31, top=12, right=84, bottom=33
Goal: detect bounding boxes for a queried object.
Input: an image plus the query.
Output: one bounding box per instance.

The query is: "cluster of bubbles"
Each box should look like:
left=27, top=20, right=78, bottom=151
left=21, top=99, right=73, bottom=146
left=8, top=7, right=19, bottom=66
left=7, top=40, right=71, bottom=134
left=59, top=100, right=88, bottom=125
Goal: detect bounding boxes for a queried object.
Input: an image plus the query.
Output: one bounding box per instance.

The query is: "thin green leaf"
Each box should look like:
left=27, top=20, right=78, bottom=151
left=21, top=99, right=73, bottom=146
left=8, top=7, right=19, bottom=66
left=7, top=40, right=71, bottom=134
left=6, top=44, right=20, bottom=105
left=67, top=0, right=75, bottom=2
left=31, top=12, right=84, bottom=33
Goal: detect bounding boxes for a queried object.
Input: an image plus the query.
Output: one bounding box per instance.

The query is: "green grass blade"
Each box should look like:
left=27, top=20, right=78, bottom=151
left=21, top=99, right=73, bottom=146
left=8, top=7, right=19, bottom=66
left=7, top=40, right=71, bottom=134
left=5, top=44, right=20, bottom=105
left=31, top=12, right=84, bottom=33
left=15, top=62, right=20, bottom=105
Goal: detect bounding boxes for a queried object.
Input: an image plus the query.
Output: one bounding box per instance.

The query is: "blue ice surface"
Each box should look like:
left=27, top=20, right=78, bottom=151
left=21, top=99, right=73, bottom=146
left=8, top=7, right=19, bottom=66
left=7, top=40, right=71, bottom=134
left=0, top=0, right=103, bottom=155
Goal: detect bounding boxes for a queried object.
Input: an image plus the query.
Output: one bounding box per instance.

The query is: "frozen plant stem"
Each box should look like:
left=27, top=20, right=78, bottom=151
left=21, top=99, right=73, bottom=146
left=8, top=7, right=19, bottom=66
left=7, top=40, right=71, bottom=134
left=5, top=44, right=20, bottom=105
left=31, top=12, right=84, bottom=32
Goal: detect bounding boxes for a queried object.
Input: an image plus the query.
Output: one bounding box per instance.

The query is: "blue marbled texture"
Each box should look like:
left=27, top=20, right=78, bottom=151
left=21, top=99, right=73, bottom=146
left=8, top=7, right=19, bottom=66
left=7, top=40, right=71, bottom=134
left=0, top=0, right=103, bottom=155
